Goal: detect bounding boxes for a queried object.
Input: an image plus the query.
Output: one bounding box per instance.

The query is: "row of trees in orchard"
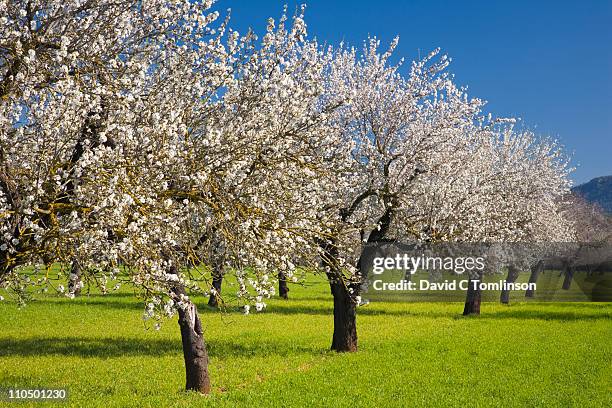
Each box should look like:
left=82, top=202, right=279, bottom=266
left=1, top=0, right=576, bottom=394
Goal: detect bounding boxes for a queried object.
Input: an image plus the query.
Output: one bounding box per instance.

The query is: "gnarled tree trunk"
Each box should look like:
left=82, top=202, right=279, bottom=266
left=321, top=197, right=395, bottom=353
left=525, top=261, right=543, bottom=298
left=329, top=278, right=357, bottom=352
left=463, top=272, right=482, bottom=315
left=320, top=236, right=358, bottom=352
left=500, top=264, right=519, bottom=304
left=170, top=266, right=211, bottom=393
left=278, top=271, right=289, bottom=299
left=207, top=272, right=223, bottom=307
left=176, top=302, right=211, bottom=393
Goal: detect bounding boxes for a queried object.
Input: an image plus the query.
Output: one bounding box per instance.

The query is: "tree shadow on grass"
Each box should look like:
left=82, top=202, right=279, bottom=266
left=263, top=303, right=611, bottom=321
left=29, top=298, right=146, bottom=310
left=473, top=308, right=612, bottom=321
left=15, top=295, right=612, bottom=323
left=0, top=336, right=322, bottom=359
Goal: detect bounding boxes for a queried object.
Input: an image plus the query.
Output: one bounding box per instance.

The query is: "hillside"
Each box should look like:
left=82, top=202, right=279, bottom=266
left=572, top=175, right=612, bottom=214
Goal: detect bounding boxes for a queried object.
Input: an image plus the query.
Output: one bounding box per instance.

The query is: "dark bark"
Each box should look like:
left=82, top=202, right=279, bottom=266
left=525, top=261, right=543, bottom=298
left=176, top=303, right=211, bottom=393
left=562, top=262, right=574, bottom=290
left=320, top=237, right=358, bottom=352
left=325, top=202, right=395, bottom=352
left=463, top=273, right=482, bottom=315
left=329, top=278, right=357, bottom=352
left=0, top=56, right=22, bottom=98
left=365, top=207, right=393, bottom=243
left=278, top=271, right=289, bottom=299
left=68, top=260, right=82, bottom=296
left=60, top=101, right=113, bottom=204
left=500, top=264, right=520, bottom=304
left=0, top=151, right=23, bottom=273
left=205, top=233, right=225, bottom=308
left=321, top=193, right=398, bottom=353
left=170, top=266, right=211, bottom=393
left=207, top=273, right=223, bottom=307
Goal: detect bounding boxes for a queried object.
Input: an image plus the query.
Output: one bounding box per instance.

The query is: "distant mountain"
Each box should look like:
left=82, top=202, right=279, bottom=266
left=572, top=176, right=612, bottom=214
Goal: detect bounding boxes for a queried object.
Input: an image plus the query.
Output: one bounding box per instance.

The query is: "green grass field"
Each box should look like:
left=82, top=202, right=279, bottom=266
left=0, top=275, right=611, bottom=407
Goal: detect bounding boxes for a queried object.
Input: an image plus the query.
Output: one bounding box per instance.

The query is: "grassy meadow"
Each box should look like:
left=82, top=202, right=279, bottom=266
left=0, top=274, right=611, bottom=407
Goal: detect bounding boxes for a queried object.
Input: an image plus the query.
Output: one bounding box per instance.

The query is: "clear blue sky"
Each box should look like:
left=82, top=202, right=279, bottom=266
left=221, top=0, right=611, bottom=185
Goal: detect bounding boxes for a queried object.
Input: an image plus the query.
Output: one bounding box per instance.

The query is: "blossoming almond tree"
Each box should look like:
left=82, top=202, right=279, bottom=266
left=311, top=39, right=498, bottom=351
left=95, top=9, right=348, bottom=392
left=548, top=194, right=612, bottom=293
left=2, top=1, right=343, bottom=393
left=0, top=0, right=229, bottom=295
left=0, top=0, right=247, bottom=393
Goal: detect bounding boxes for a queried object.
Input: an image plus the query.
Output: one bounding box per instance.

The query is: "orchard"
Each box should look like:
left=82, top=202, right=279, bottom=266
left=1, top=1, right=610, bottom=406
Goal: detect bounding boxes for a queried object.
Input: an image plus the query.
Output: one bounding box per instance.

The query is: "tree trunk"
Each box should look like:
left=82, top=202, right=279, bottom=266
left=463, top=273, right=482, bottom=315
left=562, top=262, right=574, bottom=290
left=320, top=198, right=395, bottom=353
left=68, top=261, right=82, bottom=296
left=329, top=279, right=357, bottom=352
left=206, top=240, right=225, bottom=308
left=176, top=302, right=211, bottom=393
left=500, top=264, right=519, bottom=304
left=207, top=273, right=223, bottom=307
left=320, top=236, right=358, bottom=352
left=168, top=264, right=211, bottom=394
left=525, top=261, right=543, bottom=298
left=278, top=271, right=289, bottom=299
